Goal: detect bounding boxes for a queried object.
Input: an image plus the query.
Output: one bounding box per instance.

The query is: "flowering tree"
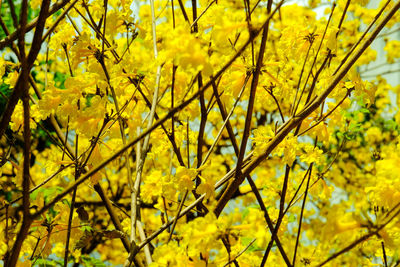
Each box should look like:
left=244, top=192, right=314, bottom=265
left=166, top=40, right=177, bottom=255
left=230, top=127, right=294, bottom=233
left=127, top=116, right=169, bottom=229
left=1, top=0, right=400, bottom=266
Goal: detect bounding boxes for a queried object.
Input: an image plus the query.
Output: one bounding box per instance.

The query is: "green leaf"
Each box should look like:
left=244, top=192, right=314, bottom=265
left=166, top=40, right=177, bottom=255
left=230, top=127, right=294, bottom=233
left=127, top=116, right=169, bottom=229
left=42, top=186, right=64, bottom=199
left=242, top=208, right=250, bottom=219
left=241, top=237, right=263, bottom=252
left=0, top=83, right=12, bottom=116
left=344, top=132, right=353, bottom=140
left=30, top=187, right=64, bottom=203
left=348, top=122, right=362, bottom=132
left=288, top=213, right=296, bottom=223
left=81, top=225, right=93, bottom=232
left=33, top=258, right=57, bottom=267
left=384, top=119, right=397, bottom=131
left=54, top=71, right=68, bottom=88
left=81, top=255, right=107, bottom=267
left=359, top=107, right=370, bottom=114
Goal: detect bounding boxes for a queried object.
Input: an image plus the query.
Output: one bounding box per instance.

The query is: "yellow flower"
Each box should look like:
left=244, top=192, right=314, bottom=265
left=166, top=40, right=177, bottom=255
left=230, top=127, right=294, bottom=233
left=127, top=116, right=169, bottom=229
left=180, top=213, right=221, bottom=258
left=10, top=100, right=24, bottom=131
left=4, top=70, right=18, bottom=88
left=326, top=27, right=338, bottom=54
left=175, top=166, right=198, bottom=191
left=196, top=181, right=214, bottom=200
left=384, top=40, right=400, bottom=64
left=141, top=170, right=164, bottom=203
left=335, top=218, right=360, bottom=234
left=365, top=127, right=382, bottom=144
left=252, top=125, right=274, bottom=156
left=275, top=133, right=299, bottom=167
left=347, top=68, right=377, bottom=107
left=160, top=25, right=213, bottom=77
left=300, top=144, right=323, bottom=165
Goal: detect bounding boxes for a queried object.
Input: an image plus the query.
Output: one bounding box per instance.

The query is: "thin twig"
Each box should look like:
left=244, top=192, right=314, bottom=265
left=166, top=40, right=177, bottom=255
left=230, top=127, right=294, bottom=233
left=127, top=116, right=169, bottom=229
left=201, top=77, right=249, bottom=166
left=261, top=165, right=291, bottom=265
left=177, top=0, right=190, bottom=23
left=190, top=0, right=216, bottom=29
left=223, top=238, right=256, bottom=267
left=292, top=164, right=313, bottom=265
left=382, top=241, right=388, bottom=267
left=292, top=2, right=336, bottom=116
left=63, top=134, right=79, bottom=267
left=167, top=190, right=188, bottom=242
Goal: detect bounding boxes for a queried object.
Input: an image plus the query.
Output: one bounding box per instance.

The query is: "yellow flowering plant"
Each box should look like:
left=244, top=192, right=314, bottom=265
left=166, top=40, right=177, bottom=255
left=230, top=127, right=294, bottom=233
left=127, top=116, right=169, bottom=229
left=1, top=0, right=400, bottom=266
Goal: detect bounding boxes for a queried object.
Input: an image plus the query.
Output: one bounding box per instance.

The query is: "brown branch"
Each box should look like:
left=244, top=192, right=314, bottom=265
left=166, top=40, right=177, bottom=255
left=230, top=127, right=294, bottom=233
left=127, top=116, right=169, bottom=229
left=264, top=86, right=285, bottom=123
left=171, top=0, right=176, bottom=28
left=261, top=165, right=291, bottom=265
left=177, top=0, right=190, bottom=23
left=93, top=184, right=131, bottom=251
left=167, top=190, right=189, bottom=242
left=5, top=0, right=34, bottom=265
left=337, top=0, right=351, bottom=32
left=292, top=163, right=313, bottom=265
left=196, top=75, right=206, bottom=169
left=382, top=241, right=388, bottom=267
left=190, top=0, right=216, bottom=28
left=235, top=4, right=271, bottom=175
